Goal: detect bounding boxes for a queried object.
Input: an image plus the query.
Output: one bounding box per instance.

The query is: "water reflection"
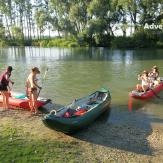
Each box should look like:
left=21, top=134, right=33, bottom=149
left=1, top=47, right=163, bottom=62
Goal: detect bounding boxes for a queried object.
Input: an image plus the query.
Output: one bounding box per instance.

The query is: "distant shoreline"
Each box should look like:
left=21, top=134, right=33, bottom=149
left=1, top=33, right=163, bottom=49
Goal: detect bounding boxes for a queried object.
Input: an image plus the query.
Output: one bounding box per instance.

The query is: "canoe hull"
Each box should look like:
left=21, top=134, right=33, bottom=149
left=129, top=82, right=163, bottom=100
left=0, top=92, right=50, bottom=110
left=42, top=89, right=111, bottom=133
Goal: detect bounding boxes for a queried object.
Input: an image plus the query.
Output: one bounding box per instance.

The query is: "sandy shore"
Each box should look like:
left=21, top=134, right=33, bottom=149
left=0, top=107, right=163, bottom=163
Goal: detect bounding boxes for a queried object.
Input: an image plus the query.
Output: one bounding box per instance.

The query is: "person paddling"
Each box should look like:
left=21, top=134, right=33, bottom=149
left=26, top=67, right=42, bottom=114
left=136, top=70, right=150, bottom=93
left=148, top=65, right=160, bottom=87
left=0, top=66, right=14, bottom=109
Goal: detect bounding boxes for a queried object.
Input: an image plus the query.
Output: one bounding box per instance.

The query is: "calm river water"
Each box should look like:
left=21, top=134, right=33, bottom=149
left=0, top=47, right=163, bottom=128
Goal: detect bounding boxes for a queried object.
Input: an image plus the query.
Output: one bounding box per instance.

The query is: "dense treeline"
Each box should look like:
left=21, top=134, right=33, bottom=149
left=0, top=0, right=163, bottom=48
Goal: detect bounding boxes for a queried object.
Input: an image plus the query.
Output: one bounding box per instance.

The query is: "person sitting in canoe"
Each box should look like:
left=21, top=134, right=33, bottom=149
left=26, top=67, right=42, bottom=114
left=0, top=66, right=14, bottom=109
left=148, top=65, right=160, bottom=87
left=136, top=70, right=150, bottom=92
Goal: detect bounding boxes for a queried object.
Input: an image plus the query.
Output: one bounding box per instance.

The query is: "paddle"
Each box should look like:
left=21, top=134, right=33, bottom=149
left=37, top=68, right=48, bottom=99
left=149, top=88, right=163, bottom=100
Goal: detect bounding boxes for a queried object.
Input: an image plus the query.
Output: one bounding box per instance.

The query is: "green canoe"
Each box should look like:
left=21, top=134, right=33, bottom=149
left=42, top=88, right=111, bottom=134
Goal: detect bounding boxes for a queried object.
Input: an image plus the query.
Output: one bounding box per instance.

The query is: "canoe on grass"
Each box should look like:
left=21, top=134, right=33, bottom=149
left=129, top=82, right=163, bottom=100
left=42, top=88, right=111, bottom=134
left=0, top=91, right=54, bottom=111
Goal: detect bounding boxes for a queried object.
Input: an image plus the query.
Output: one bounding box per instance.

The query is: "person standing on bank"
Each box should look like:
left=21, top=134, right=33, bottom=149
left=0, top=66, right=14, bottom=109
left=26, top=67, right=42, bottom=114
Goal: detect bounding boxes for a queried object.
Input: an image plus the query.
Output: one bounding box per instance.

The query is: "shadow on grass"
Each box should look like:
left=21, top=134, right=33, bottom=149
left=73, top=104, right=163, bottom=156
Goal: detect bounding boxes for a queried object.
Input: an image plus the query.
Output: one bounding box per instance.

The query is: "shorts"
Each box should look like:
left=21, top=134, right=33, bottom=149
left=31, top=87, right=37, bottom=93
left=0, top=84, right=8, bottom=91
left=26, top=87, right=37, bottom=98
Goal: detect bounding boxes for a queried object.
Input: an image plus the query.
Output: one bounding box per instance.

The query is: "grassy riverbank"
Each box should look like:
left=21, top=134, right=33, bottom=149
left=0, top=109, right=82, bottom=162
left=2, top=37, right=163, bottom=49
left=1, top=108, right=163, bottom=163
left=0, top=127, right=81, bottom=162
left=1, top=29, right=163, bottom=48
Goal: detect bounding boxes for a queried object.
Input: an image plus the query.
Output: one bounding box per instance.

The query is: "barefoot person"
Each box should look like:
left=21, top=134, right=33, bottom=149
left=0, top=66, right=14, bottom=109
left=26, top=67, right=42, bottom=114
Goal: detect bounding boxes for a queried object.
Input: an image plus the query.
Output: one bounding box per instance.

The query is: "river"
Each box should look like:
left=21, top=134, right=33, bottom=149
left=0, top=47, right=163, bottom=131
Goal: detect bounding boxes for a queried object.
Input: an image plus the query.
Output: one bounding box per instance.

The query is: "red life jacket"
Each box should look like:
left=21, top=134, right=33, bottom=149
left=0, top=71, right=10, bottom=86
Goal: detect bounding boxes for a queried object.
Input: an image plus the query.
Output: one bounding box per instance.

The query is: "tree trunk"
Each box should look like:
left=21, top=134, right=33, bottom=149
left=28, top=16, right=32, bottom=40
left=48, top=25, right=51, bottom=39
left=108, top=25, right=114, bottom=37
left=4, top=15, right=12, bottom=40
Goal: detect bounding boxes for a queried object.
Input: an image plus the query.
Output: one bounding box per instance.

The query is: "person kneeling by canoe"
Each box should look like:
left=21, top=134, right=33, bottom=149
left=26, top=67, right=42, bottom=114
left=0, top=66, right=14, bottom=109
left=136, top=70, right=150, bottom=93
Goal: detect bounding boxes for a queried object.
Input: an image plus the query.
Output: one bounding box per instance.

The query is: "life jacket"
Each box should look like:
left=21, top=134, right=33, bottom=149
left=74, top=108, right=87, bottom=116
left=0, top=71, right=10, bottom=86
left=63, top=108, right=87, bottom=118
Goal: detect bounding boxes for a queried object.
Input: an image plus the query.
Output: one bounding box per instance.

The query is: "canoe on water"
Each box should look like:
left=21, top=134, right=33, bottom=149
left=42, top=88, right=111, bottom=134
left=0, top=91, right=55, bottom=111
left=129, top=81, right=163, bottom=100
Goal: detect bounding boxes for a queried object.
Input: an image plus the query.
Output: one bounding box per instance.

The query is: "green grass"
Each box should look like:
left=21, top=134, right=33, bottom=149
left=0, top=125, right=82, bottom=163
left=156, top=41, right=163, bottom=48
left=0, top=40, right=9, bottom=47
left=32, top=38, right=80, bottom=48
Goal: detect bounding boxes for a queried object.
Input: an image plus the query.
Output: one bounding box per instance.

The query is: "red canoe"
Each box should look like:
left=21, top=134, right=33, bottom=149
left=129, top=82, right=163, bottom=100
left=0, top=92, right=51, bottom=110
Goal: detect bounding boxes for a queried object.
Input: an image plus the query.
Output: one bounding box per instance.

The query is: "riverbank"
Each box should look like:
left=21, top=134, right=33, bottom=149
left=0, top=107, right=163, bottom=162
left=1, top=29, right=163, bottom=49
left=1, top=38, right=163, bottom=49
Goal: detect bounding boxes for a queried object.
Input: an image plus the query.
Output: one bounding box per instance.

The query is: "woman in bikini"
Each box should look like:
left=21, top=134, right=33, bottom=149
left=26, top=67, right=42, bottom=114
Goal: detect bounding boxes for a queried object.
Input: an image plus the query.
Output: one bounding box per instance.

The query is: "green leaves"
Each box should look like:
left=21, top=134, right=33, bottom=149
left=11, top=26, right=24, bottom=40
left=87, top=0, right=109, bottom=18
left=0, top=0, right=162, bottom=47
left=0, top=23, right=5, bottom=39
left=35, top=9, right=47, bottom=32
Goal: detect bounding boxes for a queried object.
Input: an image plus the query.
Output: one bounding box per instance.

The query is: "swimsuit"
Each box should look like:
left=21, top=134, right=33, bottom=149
left=0, top=71, right=10, bottom=91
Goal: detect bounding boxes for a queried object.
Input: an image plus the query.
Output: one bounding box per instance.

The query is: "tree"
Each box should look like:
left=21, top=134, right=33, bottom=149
left=13, top=0, right=26, bottom=40
left=34, top=8, right=47, bottom=39
left=0, top=0, right=12, bottom=38
left=11, top=26, right=24, bottom=41
left=69, top=3, right=87, bottom=34
left=0, top=23, right=5, bottom=39
left=139, top=0, right=163, bottom=25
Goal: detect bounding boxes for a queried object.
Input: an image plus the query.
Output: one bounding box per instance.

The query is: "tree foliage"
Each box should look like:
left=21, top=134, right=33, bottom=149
left=0, top=0, right=162, bottom=47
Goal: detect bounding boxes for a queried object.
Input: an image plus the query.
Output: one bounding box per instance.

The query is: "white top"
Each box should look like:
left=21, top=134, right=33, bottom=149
left=142, top=79, right=149, bottom=86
